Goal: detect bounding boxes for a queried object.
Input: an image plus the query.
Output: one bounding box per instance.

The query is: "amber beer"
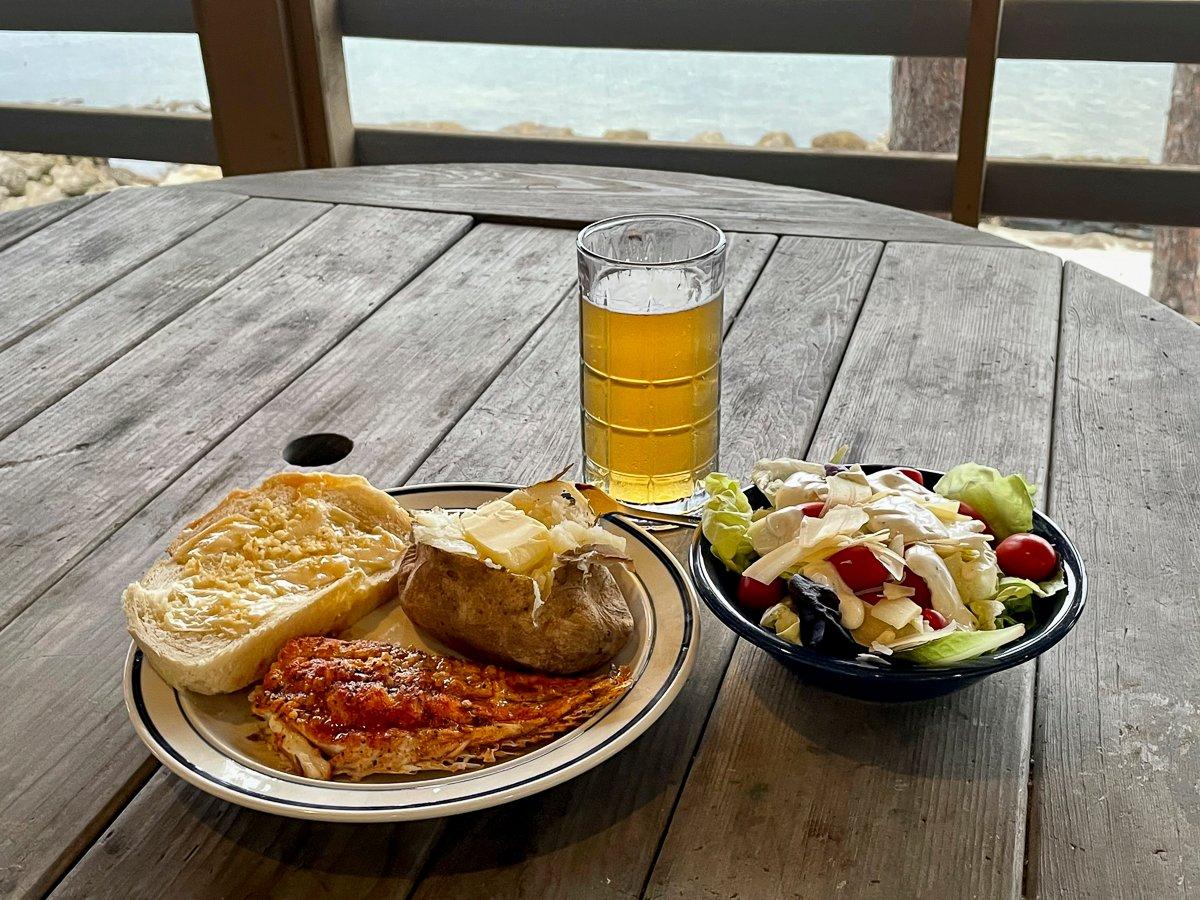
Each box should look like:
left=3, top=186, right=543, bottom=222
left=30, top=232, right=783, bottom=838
left=577, top=216, right=726, bottom=512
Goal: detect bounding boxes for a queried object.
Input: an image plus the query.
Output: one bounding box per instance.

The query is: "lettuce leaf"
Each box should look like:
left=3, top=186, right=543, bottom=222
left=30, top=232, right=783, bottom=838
left=993, top=569, right=1067, bottom=627
left=893, top=624, right=1025, bottom=665
left=700, top=473, right=756, bottom=573
left=933, top=463, right=1037, bottom=539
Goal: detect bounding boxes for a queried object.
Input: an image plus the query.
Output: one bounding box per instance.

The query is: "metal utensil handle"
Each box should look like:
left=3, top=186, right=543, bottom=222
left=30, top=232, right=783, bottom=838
left=602, top=507, right=700, bottom=529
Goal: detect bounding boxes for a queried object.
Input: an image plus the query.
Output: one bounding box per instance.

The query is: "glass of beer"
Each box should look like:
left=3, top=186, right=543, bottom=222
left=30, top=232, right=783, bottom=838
left=578, top=214, right=726, bottom=513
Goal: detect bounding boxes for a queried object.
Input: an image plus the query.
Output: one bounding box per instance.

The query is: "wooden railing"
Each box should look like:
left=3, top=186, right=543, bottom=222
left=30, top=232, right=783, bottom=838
left=1, top=0, right=1199, bottom=227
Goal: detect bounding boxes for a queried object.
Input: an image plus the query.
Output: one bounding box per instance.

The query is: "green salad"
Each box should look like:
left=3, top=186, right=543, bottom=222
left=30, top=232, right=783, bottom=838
left=701, top=460, right=1065, bottom=665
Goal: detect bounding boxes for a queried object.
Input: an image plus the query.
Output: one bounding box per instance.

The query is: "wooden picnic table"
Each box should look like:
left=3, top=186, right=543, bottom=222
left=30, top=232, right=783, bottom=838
left=0, top=163, right=1195, bottom=900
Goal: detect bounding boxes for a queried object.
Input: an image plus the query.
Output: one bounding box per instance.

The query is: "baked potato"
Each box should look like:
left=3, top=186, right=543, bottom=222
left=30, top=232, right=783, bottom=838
left=398, top=480, right=634, bottom=674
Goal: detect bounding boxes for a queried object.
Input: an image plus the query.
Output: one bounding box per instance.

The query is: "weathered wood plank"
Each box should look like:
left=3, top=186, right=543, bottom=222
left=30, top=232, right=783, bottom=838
left=213, top=163, right=1014, bottom=246
left=0, top=204, right=469, bottom=632
left=0, top=187, right=245, bottom=350
left=47, top=234, right=884, bottom=900
left=647, top=242, right=1063, bottom=900
left=0, top=222, right=578, bottom=900
left=1028, top=265, right=1200, bottom=898
left=0, top=195, right=93, bottom=252
left=0, top=197, right=327, bottom=440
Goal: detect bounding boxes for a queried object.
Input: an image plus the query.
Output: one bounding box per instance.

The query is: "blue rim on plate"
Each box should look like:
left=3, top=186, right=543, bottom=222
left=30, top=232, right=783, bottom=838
left=688, top=464, right=1087, bottom=701
left=124, top=482, right=699, bottom=821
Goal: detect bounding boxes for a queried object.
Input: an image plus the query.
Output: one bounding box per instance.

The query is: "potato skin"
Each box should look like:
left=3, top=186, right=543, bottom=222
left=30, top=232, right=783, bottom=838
left=398, top=543, right=633, bottom=674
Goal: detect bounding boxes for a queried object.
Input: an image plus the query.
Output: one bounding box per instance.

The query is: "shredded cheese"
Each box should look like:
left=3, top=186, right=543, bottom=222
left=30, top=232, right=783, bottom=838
left=152, top=493, right=405, bottom=637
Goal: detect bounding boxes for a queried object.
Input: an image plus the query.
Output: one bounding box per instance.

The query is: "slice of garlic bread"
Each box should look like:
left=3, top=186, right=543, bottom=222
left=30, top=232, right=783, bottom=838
left=123, top=471, right=411, bottom=694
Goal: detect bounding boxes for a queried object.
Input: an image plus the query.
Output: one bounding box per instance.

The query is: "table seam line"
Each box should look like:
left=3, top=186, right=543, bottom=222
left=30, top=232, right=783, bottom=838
left=0, top=212, right=476, bottom=641
left=38, top=756, right=161, bottom=900
left=0, top=194, right=98, bottom=253
left=0, top=192, right=252, bottom=356
left=1021, top=254, right=1068, bottom=900
left=0, top=198, right=332, bottom=444
left=636, top=238, right=887, bottom=899
left=403, top=231, right=784, bottom=900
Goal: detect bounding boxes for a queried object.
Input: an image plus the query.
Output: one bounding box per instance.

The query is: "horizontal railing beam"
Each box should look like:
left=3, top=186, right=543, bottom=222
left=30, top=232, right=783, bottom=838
left=0, top=103, right=217, bottom=164
left=1003, top=0, right=1200, bottom=63
left=0, top=0, right=193, bottom=32
left=342, top=0, right=971, bottom=57
left=339, top=0, right=1200, bottom=63
left=986, top=158, right=1200, bottom=226
left=3, top=0, right=1197, bottom=64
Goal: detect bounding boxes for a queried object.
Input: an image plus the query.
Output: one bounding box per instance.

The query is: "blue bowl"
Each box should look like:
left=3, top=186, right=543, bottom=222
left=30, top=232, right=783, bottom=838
left=688, top=464, right=1087, bottom=701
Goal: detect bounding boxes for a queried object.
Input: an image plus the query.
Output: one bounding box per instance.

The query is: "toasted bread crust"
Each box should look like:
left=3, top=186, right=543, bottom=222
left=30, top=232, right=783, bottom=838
left=124, top=471, right=411, bottom=695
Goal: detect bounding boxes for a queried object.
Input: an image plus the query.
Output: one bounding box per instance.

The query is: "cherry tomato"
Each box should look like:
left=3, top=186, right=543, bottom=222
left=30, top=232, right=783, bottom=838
left=738, top=575, right=785, bottom=610
left=898, top=467, right=924, bottom=486
left=957, top=500, right=994, bottom=536
left=922, top=608, right=948, bottom=630
left=828, top=545, right=890, bottom=592
left=798, top=501, right=826, bottom=518
left=859, top=590, right=885, bottom=606
left=901, top=568, right=933, bottom=608
left=995, top=533, right=1058, bottom=581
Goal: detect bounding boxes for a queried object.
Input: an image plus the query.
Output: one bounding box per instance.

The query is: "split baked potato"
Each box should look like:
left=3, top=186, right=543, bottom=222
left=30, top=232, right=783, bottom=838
left=398, top=480, right=634, bottom=674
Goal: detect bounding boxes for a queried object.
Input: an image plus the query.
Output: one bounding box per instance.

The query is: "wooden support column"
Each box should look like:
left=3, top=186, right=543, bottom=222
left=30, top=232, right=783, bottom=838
left=951, top=0, right=1004, bottom=226
left=285, top=0, right=355, bottom=168
left=192, top=0, right=354, bottom=175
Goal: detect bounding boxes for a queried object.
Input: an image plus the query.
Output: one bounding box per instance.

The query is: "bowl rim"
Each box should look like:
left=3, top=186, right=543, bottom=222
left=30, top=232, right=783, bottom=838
left=688, top=463, right=1088, bottom=684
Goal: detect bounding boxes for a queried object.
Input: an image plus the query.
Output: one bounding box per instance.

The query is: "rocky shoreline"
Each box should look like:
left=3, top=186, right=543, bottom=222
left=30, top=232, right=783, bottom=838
left=0, top=151, right=221, bottom=213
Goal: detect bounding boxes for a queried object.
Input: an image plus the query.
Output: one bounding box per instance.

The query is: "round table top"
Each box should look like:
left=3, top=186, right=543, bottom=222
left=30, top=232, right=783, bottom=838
left=0, top=163, right=1195, bottom=899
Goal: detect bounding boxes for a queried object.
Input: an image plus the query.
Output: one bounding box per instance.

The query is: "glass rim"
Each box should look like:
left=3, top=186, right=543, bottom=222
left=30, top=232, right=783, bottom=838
left=576, top=213, right=727, bottom=268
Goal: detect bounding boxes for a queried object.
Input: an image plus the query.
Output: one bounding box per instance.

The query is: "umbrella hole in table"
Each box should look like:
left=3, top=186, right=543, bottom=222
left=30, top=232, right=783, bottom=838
left=282, top=432, right=354, bottom=467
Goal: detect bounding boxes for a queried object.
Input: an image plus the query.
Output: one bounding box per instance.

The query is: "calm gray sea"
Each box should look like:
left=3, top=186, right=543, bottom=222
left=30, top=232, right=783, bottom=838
left=0, top=32, right=1174, bottom=163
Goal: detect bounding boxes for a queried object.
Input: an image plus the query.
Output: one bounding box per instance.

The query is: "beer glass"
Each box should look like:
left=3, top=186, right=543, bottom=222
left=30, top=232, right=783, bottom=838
left=578, top=214, right=726, bottom=513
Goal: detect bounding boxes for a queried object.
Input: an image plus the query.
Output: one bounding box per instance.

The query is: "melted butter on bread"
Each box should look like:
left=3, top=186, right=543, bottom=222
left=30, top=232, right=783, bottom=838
left=149, top=487, right=407, bottom=638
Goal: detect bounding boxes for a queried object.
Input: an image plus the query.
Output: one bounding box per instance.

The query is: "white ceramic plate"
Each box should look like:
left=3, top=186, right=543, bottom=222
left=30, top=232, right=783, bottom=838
left=124, top=482, right=699, bottom=822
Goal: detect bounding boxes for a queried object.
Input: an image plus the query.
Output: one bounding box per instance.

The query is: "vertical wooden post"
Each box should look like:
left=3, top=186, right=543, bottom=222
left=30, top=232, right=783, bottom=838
left=192, top=0, right=353, bottom=175
left=285, top=0, right=355, bottom=168
left=951, top=0, right=1004, bottom=226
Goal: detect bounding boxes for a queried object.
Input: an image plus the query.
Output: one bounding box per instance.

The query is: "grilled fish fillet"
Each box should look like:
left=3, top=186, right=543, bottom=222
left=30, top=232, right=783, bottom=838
left=249, top=637, right=631, bottom=780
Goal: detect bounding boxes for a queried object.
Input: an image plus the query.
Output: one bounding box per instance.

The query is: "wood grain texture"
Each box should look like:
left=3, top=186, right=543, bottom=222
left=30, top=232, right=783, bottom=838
left=0, top=197, right=327, bottom=440
left=9, top=223, right=578, bottom=900
left=1028, top=265, right=1200, bottom=898
left=0, top=204, right=469, bottom=632
left=407, top=236, right=882, bottom=900
left=0, top=195, right=92, bottom=252
left=0, top=187, right=243, bottom=350
left=647, top=242, right=1064, bottom=900
left=285, top=0, right=355, bottom=168
left=212, top=163, right=1014, bottom=246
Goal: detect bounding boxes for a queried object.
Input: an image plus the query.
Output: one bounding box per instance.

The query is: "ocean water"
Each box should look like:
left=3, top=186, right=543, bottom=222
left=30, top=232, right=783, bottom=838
left=0, top=31, right=1175, bottom=162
